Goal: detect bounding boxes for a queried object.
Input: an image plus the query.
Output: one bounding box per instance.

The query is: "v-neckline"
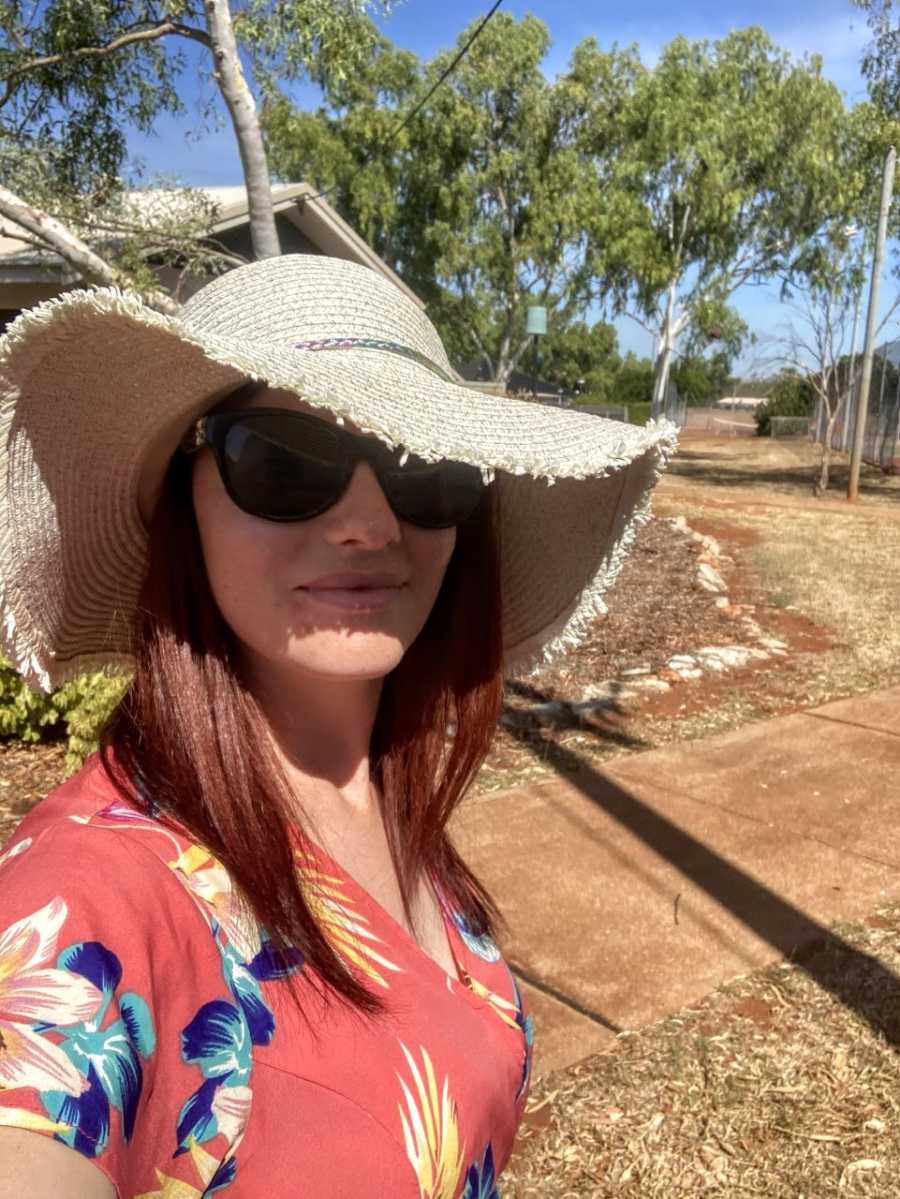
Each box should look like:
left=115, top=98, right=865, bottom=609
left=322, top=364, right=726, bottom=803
left=297, top=831, right=485, bottom=1006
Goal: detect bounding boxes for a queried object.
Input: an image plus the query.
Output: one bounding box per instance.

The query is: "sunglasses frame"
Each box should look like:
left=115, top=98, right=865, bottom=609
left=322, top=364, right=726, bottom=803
left=182, top=406, right=486, bottom=529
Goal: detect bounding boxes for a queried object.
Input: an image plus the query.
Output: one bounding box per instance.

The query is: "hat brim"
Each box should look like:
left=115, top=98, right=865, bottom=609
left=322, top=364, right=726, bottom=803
left=0, top=287, right=677, bottom=691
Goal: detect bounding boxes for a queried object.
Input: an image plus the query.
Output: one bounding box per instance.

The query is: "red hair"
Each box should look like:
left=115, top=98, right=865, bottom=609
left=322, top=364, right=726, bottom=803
left=102, top=443, right=504, bottom=1014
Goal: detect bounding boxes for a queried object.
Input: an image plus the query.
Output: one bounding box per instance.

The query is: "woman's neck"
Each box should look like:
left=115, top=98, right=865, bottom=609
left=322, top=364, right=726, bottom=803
left=241, top=653, right=383, bottom=816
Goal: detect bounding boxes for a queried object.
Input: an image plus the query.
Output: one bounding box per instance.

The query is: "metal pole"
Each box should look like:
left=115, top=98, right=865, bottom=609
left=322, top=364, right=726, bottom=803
left=849, top=145, right=896, bottom=502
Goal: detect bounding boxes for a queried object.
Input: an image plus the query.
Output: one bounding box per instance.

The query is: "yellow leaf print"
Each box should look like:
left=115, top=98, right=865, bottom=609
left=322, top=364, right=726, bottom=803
left=396, top=1043, right=465, bottom=1199
left=135, top=1137, right=227, bottom=1199
left=295, top=851, right=402, bottom=988
left=461, top=971, right=521, bottom=1032
left=0, top=1108, right=70, bottom=1135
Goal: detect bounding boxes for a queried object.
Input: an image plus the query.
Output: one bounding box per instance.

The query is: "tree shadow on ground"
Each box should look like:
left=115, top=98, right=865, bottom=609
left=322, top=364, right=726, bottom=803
left=502, top=679, right=653, bottom=755
left=666, top=456, right=899, bottom=501
left=506, top=727, right=900, bottom=1048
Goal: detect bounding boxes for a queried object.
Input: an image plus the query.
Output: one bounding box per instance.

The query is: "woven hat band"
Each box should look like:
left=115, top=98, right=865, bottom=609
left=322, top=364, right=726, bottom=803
left=292, top=337, right=457, bottom=385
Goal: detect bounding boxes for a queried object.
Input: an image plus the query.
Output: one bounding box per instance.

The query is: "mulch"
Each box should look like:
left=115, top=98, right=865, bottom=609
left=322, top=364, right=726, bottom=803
left=505, top=516, right=736, bottom=701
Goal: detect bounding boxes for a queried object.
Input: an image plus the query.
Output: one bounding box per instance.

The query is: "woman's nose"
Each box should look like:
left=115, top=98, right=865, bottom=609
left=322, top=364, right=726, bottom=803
left=322, top=461, right=401, bottom=547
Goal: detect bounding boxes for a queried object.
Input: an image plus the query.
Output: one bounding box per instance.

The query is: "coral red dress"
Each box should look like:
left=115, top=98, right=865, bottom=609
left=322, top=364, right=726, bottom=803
left=0, top=756, right=532, bottom=1198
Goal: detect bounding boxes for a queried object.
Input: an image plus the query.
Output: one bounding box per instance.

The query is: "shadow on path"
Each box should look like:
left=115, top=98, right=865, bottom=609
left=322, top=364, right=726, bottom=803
left=506, top=726, right=900, bottom=1047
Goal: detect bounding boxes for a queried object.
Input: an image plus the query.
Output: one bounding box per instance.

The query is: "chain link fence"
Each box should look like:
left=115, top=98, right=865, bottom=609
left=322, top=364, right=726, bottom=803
left=814, top=349, right=900, bottom=472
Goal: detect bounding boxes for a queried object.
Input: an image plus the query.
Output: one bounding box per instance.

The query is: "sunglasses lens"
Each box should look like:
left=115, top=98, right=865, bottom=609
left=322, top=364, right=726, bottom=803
left=220, top=412, right=348, bottom=520
left=379, top=453, right=486, bottom=528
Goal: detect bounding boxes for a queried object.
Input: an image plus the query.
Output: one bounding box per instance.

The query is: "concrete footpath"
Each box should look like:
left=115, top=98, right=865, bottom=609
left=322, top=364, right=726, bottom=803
left=451, top=685, right=900, bottom=1077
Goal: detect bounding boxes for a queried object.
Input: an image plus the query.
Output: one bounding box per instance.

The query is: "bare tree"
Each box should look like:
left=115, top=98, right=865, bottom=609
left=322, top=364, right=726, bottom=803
left=775, top=279, right=900, bottom=493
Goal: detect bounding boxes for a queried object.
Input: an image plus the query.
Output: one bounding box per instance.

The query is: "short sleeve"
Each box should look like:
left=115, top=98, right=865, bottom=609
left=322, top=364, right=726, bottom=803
left=0, top=820, right=239, bottom=1198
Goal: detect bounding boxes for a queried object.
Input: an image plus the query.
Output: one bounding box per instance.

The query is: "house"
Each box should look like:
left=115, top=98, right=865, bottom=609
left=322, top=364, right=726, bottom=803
left=0, top=182, right=423, bottom=332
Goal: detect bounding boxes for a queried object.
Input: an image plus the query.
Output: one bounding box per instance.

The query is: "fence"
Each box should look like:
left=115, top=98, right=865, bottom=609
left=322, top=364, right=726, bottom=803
left=680, top=406, right=757, bottom=437
left=770, top=416, right=814, bottom=439
left=814, top=349, right=900, bottom=473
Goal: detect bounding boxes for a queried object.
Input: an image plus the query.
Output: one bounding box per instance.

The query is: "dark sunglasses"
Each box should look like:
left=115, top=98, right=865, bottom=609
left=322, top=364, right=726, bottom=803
left=183, top=407, right=486, bottom=529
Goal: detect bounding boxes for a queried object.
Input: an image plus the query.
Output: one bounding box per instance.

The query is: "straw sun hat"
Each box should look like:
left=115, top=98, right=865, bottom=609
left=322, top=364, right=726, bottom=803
left=0, top=254, right=678, bottom=692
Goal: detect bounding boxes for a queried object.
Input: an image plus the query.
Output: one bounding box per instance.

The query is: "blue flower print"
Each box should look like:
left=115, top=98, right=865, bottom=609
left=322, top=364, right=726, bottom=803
left=212, top=920, right=303, bottom=1048
left=39, top=941, right=156, bottom=1157
left=462, top=1143, right=499, bottom=1199
left=176, top=999, right=252, bottom=1153
left=451, top=911, right=501, bottom=962
left=175, top=920, right=303, bottom=1157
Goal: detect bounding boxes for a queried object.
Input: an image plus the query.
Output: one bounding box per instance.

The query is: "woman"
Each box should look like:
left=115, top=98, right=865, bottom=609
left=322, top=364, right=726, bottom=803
left=0, top=255, right=675, bottom=1198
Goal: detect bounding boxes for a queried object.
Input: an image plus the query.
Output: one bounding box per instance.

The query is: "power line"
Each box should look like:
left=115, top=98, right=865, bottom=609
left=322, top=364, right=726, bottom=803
left=299, top=0, right=504, bottom=207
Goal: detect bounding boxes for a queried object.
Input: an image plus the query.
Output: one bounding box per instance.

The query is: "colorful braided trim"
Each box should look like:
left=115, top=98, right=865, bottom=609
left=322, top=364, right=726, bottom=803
left=292, top=337, right=456, bottom=383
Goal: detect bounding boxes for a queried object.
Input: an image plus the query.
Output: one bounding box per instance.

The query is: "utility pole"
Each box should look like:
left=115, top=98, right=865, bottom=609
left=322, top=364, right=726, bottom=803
left=849, top=145, right=896, bottom=502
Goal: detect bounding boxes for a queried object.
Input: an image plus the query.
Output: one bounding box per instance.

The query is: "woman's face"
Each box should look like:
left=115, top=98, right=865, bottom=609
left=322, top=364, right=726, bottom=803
left=191, top=388, right=457, bottom=684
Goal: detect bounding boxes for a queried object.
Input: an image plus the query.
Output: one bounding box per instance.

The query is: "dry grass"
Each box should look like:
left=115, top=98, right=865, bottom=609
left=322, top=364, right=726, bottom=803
left=506, top=902, right=900, bottom=1198
left=657, top=437, right=900, bottom=707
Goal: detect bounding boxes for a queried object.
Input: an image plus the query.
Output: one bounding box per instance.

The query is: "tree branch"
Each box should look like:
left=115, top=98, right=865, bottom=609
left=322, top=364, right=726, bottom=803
left=0, top=185, right=178, bottom=314
left=1, top=21, right=210, bottom=107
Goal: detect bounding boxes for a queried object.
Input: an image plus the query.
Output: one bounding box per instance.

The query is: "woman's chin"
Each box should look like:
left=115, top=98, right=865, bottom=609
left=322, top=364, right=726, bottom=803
left=280, top=632, right=408, bottom=681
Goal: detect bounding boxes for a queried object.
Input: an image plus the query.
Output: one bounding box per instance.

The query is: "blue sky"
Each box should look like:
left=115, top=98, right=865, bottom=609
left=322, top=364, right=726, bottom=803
left=126, top=0, right=895, bottom=374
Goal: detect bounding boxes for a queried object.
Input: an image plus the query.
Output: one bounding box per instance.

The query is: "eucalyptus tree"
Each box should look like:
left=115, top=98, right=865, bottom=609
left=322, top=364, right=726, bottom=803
left=579, top=28, right=854, bottom=418
left=0, top=0, right=388, bottom=293
left=854, top=0, right=900, bottom=116
left=266, top=14, right=635, bottom=385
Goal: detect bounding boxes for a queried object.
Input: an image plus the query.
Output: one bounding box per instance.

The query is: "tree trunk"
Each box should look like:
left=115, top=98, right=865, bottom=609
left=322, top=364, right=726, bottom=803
left=651, top=279, right=679, bottom=420
left=816, top=407, right=839, bottom=495
left=203, top=0, right=280, bottom=259
left=0, top=185, right=178, bottom=314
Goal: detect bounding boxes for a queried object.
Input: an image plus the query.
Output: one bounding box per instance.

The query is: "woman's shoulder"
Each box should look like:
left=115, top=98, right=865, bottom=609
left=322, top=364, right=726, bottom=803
left=0, top=753, right=227, bottom=948
left=3, top=751, right=148, bottom=856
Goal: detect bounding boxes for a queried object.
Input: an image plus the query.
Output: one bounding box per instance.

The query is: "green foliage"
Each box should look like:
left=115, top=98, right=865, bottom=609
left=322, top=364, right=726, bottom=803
left=611, top=353, right=656, bottom=407
left=581, top=27, right=856, bottom=394
left=755, top=373, right=815, bottom=437
left=264, top=13, right=633, bottom=384
left=539, top=319, right=621, bottom=397
left=671, top=352, right=732, bottom=406
left=853, top=1, right=900, bottom=120
left=0, top=658, right=129, bottom=771
left=0, top=659, right=61, bottom=743
left=626, top=401, right=653, bottom=426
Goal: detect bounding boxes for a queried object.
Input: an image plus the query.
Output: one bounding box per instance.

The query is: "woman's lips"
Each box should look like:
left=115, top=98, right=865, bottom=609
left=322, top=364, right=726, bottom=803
left=299, top=585, right=404, bottom=611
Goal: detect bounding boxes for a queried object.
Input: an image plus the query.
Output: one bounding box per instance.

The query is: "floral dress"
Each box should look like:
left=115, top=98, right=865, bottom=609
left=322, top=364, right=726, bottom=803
left=0, top=755, right=533, bottom=1198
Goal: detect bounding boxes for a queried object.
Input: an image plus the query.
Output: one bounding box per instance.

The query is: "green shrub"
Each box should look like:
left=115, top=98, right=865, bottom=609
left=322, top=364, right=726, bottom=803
left=0, top=659, right=62, bottom=742
left=55, top=671, right=131, bottom=771
left=0, top=657, right=130, bottom=772
left=755, top=374, right=815, bottom=437
left=626, top=401, right=653, bottom=426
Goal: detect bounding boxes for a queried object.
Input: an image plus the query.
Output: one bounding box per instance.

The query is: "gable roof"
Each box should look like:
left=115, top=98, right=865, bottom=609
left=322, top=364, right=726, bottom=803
left=0, top=182, right=422, bottom=309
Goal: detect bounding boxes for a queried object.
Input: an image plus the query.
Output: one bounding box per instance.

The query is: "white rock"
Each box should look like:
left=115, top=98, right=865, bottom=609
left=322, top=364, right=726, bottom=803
left=627, top=677, right=672, bottom=691
left=673, top=667, right=704, bottom=680
left=715, top=596, right=730, bottom=609
left=621, top=665, right=652, bottom=677
left=575, top=680, right=629, bottom=703
left=759, top=636, right=789, bottom=651
left=697, top=563, right=727, bottom=592
left=667, top=654, right=698, bottom=668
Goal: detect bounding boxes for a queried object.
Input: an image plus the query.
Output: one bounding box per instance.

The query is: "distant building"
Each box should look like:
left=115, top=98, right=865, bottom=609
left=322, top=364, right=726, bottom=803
left=715, top=395, right=768, bottom=410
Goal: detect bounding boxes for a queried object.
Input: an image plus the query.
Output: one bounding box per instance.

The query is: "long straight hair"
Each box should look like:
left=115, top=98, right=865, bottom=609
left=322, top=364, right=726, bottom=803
left=101, top=443, right=504, bottom=1014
